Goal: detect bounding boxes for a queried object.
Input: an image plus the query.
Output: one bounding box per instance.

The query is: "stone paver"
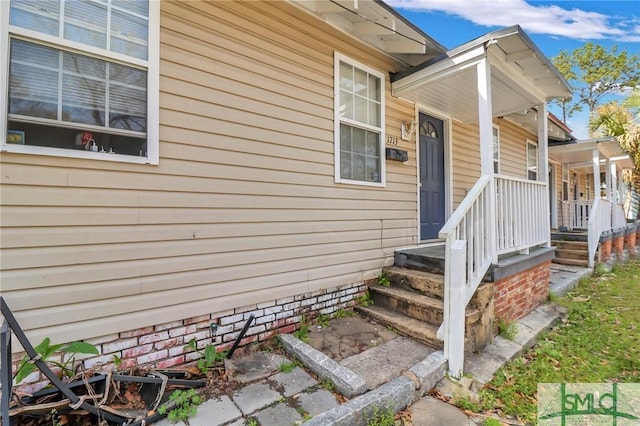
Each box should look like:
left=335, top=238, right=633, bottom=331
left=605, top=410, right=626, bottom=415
left=155, top=395, right=242, bottom=426
left=410, top=396, right=469, bottom=426
left=269, top=366, right=317, bottom=397
left=296, top=388, right=340, bottom=416
left=231, top=381, right=281, bottom=415
left=254, top=403, right=302, bottom=426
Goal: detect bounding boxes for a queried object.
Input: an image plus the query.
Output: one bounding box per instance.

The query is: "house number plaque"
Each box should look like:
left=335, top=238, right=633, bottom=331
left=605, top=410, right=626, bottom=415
left=386, top=135, right=399, bottom=145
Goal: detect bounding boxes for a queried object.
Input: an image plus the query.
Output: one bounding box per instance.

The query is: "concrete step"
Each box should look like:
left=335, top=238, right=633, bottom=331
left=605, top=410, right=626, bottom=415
left=356, top=305, right=443, bottom=349
left=384, top=266, right=444, bottom=299
left=552, top=257, right=590, bottom=267
left=554, top=248, right=589, bottom=261
left=552, top=240, right=588, bottom=250
left=369, top=285, right=444, bottom=326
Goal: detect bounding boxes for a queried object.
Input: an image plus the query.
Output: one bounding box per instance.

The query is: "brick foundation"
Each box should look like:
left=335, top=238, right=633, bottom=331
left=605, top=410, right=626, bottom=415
left=613, top=233, right=625, bottom=258
left=11, top=282, right=367, bottom=393
left=600, top=238, right=612, bottom=263
left=493, top=260, right=550, bottom=323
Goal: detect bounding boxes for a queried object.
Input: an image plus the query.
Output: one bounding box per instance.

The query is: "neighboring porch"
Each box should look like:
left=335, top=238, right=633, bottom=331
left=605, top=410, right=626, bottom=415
left=549, top=137, right=634, bottom=267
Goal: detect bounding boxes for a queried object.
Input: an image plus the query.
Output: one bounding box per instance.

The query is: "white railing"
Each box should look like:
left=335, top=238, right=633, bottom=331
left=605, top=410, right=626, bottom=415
left=587, top=199, right=611, bottom=268
left=438, top=174, right=550, bottom=377
left=495, top=176, right=549, bottom=254
left=438, top=175, right=494, bottom=377
left=612, top=202, right=627, bottom=230
left=561, top=200, right=591, bottom=230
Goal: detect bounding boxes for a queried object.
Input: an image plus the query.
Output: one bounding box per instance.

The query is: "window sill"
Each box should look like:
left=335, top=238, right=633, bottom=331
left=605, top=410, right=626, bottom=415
left=335, top=178, right=386, bottom=188
left=1, top=143, right=158, bottom=165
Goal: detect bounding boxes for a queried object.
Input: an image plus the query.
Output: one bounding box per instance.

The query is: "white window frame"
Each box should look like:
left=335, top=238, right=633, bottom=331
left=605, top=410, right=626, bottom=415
left=492, top=125, right=500, bottom=174
left=0, top=0, right=160, bottom=165
left=334, top=52, right=385, bottom=187
left=526, top=139, right=538, bottom=181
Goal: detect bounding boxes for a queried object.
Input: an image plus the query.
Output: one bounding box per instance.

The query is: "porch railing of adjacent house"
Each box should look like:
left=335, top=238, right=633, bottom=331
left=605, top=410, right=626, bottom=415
left=587, top=198, right=611, bottom=268
left=561, top=200, right=591, bottom=230
left=612, top=202, right=627, bottom=230
left=437, top=174, right=548, bottom=377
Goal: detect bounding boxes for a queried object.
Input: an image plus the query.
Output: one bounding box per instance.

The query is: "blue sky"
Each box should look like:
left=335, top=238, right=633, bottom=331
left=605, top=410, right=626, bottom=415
left=387, top=0, right=640, bottom=139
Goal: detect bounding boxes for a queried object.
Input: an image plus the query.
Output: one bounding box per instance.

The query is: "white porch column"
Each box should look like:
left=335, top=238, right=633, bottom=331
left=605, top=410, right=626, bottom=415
left=607, top=159, right=613, bottom=201
left=592, top=149, right=601, bottom=199
left=537, top=104, right=548, bottom=183
left=477, top=58, right=493, bottom=176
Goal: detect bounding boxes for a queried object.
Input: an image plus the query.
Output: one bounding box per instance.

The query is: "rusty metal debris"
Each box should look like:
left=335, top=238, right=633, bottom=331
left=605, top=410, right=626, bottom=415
left=0, top=297, right=206, bottom=426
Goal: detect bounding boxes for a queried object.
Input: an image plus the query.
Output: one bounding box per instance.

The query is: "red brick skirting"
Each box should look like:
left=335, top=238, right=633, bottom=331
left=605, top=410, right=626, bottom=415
left=11, top=282, right=367, bottom=393
left=493, top=260, right=550, bottom=323
left=600, top=239, right=612, bottom=262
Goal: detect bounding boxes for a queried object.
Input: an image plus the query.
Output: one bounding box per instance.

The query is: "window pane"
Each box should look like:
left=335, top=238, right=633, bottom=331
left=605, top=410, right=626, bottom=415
left=352, top=154, right=366, bottom=181
left=369, top=74, right=380, bottom=101
left=10, top=0, right=60, bottom=36
left=352, top=127, right=366, bottom=154
left=354, top=95, right=367, bottom=123
left=112, top=0, right=148, bottom=17
left=368, top=100, right=380, bottom=126
left=339, top=90, right=353, bottom=119
left=339, top=62, right=353, bottom=91
left=366, top=132, right=379, bottom=156
left=9, top=40, right=59, bottom=119
left=366, top=156, right=380, bottom=182
left=340, top=151, right=352, bottom=180
left=63, top=0, right=108, bottom=49
left=354, top=68, right=367, bottom=97
left=111, top=9, right=149, bottom=60
left=340, top=123, right=352, bottom=151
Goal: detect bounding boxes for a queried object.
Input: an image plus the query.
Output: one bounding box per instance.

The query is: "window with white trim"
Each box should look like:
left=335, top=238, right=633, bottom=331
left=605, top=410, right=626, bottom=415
left=492, top=125, right=500, bottom=174
left=526, top=139, right=538, bottom=181
left=1, top=0, right=159, bottom=164
left=335, top=52, right=385, bottom=185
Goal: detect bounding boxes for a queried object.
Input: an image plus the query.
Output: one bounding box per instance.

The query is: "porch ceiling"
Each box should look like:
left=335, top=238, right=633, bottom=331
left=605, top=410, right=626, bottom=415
left=289, top=0, right=446, bottom=65
left=549, top=138, right=634, bottom=170
left=391, top=26, right=571, bottom=123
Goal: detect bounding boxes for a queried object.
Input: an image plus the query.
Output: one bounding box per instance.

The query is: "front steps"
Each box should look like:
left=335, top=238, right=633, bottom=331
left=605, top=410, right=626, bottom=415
left=551, top=233, right=590, bottom=267
left=357, top=263, right=493, bottom=353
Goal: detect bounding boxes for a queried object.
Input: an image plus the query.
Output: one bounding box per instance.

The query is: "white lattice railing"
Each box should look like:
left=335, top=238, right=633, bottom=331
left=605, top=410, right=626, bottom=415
left=438, top=174, right=550, bottom=377
left=587, top=199, right=611, bottom=268
left=495, top=176, right=549, bottom=254
left=562, top=200, right=592, bottom=230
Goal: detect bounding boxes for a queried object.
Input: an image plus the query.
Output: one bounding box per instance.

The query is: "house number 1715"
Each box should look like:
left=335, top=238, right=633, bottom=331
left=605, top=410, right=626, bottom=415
left=387, top=136, right=398, bottom=145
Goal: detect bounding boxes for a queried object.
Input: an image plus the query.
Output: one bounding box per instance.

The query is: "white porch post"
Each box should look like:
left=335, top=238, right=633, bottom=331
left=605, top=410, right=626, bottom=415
left=476, top=57, right=497, bottom=262
left=592, top=149, right=601, bottom=199
left=537, top=104, right=550, bottom=245
left=607, top=159, right=614, bottom=202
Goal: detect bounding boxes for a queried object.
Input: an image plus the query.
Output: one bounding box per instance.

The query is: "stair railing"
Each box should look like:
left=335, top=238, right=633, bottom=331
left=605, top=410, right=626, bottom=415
left=587, top=198, right=611, bottom=268
left=437, top=174, right=494, bottom=377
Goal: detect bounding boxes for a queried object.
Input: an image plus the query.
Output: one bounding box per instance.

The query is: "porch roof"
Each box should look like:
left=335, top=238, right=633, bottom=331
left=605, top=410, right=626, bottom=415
left=289, top=0, right=446, bottom=65
left=548, top=137, right=634, bottom=170
left=390, top=26, right=572, bottom=123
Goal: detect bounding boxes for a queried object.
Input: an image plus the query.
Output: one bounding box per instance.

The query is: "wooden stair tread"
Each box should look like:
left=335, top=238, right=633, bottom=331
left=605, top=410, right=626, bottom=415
left=552, top=258, right=589, bottom=267
left=385, top=266, right=444, bottom=282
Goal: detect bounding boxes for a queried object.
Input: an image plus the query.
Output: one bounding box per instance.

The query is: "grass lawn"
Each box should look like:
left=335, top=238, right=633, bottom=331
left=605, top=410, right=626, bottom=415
left=465, top=261, right=640, bottom=425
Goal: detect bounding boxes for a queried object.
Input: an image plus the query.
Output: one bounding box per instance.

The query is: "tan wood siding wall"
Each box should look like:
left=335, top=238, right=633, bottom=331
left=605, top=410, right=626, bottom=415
left=0, top=0, right=417, bottom=345
left=451, top=118, right=535, bottom=208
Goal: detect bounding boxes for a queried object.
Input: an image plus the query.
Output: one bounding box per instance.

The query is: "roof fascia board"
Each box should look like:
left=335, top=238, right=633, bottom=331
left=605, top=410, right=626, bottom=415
left=392, top=44, right=485, bottom=94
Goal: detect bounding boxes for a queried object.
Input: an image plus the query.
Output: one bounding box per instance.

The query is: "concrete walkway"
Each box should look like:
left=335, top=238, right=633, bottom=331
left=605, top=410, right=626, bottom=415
left=156, top=264, right=590, bottom=426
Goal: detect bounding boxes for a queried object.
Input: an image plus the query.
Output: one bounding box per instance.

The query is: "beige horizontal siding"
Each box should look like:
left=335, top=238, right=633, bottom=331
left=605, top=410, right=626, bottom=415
left=0, top=0, right=418, bottom=346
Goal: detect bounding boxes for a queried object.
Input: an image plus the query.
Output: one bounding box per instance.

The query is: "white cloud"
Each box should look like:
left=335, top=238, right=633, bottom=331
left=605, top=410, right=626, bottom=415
left=387, top=0, right=639, bottom=41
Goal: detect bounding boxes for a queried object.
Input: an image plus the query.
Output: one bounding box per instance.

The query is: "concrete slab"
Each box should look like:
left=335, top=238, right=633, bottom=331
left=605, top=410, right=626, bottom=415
left=340, top=337, right=434, bottom=390
left=549, top=264, right=592, bottom=296
left=254, top=403, right=302, bottom=426
left=410, top=396, right=469, bottom=426
left=225, top=351, right=279, bottom=384
left=231, top=381, right=281, bottom=415
left=296, top=389, right=339, bottom=416
left=154, top=395, right=242, bottom=426
left=268, top=366, right=317, bottom=397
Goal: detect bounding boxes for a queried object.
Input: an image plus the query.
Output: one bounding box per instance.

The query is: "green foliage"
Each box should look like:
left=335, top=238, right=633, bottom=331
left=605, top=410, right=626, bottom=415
left=365, top=406, right=395, bottom=426
left=14, top=338, right=99, bottom=384
left=321, top=378, right=335, bottom=392
left=553, top=43, right=640, bottom=118
left=278, top=361, right=296, bottom=373
left=246, top=418, right=258, bottom=426
left=316, top=312, right=330, bottom=328
left=294, top=317, right=310, bottom=342
left=376, top=272, right=391, bottom=287
left=158, top=389, right=202, bottom=425
left=356, top=291, right=373, bottom=307
left=469, top=260, right=640, bottom=424
left=183, top=338, right=226, bottom=374
left=334, top=308, right=356, bottom=318
left=484, top=418, right=502, bottom=426
left=496, top=318, right=517, bottom=341
left=48, top=409, right=62, bottom=426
